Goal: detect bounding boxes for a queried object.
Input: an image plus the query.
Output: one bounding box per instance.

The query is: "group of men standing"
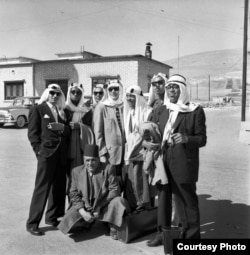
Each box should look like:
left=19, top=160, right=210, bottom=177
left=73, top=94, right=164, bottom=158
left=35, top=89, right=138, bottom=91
left=25, top=73, right=206, bottom=255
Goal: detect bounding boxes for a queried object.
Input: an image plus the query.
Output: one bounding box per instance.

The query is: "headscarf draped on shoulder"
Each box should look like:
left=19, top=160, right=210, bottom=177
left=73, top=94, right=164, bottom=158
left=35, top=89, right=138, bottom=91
left=162, top=74, right=198, bottom=147
left=164, top=74, right=198, bottom=112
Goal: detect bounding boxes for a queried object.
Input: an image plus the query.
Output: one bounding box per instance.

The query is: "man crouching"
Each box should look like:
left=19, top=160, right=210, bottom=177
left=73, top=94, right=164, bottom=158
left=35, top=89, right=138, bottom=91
left=58, top=144, right=130, bottom=239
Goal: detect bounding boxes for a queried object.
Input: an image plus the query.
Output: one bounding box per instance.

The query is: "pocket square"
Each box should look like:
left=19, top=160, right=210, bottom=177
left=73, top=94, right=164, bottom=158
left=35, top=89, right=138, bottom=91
left=43, top=114, right=50, bottom=119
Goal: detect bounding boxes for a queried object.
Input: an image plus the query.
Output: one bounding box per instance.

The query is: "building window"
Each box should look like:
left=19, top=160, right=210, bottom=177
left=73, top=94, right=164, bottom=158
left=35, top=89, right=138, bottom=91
left=91, top=76, right=120, bottom=91
left=4, top=81, right=24, bottom=100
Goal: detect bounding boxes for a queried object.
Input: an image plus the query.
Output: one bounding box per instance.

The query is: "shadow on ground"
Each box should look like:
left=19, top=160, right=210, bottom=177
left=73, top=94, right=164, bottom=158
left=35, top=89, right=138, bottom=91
left=68, top=221, right=110, bottom=242
left=65, top=194, right=250, bottom=243
left=0, top=123, right=27, bottom=129
left=199, top=194, right=250, bottom=238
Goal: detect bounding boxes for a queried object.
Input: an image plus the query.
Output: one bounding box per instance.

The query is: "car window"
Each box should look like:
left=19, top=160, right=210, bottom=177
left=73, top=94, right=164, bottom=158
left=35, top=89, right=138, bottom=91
left=13, top=99, right=23, bottom=106
left=23, top=98, right=32, bottom=106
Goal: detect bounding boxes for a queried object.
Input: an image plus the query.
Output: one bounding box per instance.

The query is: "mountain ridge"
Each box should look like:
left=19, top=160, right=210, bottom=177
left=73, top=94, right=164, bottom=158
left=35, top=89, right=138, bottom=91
left=163, top=49, right=248, bottom=100
left=164, top=48, right=243, bottom=79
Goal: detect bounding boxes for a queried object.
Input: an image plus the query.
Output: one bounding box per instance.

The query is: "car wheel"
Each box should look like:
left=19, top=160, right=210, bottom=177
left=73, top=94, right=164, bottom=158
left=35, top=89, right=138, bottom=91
left=15, top=116, right=26, bottom=128
left=0, top=123, right=4, bottom=128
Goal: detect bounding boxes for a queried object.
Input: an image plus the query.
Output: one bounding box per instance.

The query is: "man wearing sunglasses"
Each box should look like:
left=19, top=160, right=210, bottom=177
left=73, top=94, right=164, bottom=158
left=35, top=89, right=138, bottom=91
left=93, top=80, right=125, bottom=188
left=65, top=83, right=94, bottom=198
left=26, top=84, right=71, bottom=236
left=92, top=84, right=107, bottom=108
left=147, top=74, right=207, bottom=254
left=147, top=73, right=168, bottom=121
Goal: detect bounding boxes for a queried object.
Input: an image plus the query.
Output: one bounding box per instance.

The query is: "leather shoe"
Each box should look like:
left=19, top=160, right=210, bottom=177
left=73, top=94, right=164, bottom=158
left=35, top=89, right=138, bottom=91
left=45, top=219, right=60, bottom=227
left=27, top=227, right=44, bottom=236
left=109, top=224, right=118, bottom=240
left=147, top=234, right=163, bottom=247
left=110, top=229, right=118, bottom=240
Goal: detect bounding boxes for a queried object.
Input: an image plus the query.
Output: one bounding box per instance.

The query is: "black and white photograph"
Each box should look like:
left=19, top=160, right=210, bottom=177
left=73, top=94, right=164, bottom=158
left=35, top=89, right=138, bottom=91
left=0, top=0, right=249, bottom=254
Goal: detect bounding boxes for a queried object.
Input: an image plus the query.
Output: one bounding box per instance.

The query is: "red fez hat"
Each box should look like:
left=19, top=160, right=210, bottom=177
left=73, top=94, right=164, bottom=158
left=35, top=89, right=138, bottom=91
left=84, top=144, right=99, bottom=157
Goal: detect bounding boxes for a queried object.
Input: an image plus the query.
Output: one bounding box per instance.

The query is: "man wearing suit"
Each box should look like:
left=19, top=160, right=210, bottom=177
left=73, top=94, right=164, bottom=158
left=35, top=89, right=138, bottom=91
left=147, top=74, right=207, bottom=250
left=26, top=84, right=71, bottom=236
left=58, top=144, right=129, bottom=239
left=93, top=80, right=125, bottom=183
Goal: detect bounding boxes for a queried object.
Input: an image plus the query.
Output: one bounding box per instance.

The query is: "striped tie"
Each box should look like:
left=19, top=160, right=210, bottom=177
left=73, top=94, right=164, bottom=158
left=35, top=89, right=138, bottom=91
left=115, top=107, right=122, bottom=132
left=52, top=105, right=58, bottom=122
left=129, top=113, right=133, bottom=133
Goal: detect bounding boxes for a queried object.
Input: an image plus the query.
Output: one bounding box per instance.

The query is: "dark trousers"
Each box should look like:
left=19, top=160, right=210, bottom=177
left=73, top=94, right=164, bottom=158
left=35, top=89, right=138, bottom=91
left=26, top=148, right=66, bottom=228
left=171, top=180, right=200, bottom=239
left=156, top=180, right=200, bottom=239
left=156, top=183, right=172, bottom=229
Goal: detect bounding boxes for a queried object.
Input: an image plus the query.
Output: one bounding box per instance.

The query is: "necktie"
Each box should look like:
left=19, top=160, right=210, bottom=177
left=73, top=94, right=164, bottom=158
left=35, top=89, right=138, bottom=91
left=129, top=113, right=133, bottom=133
left=88, top=173, right=95, bottom=205
left=115, top=107, right=122, bottom=132
left=52, top=105, right=58, bottom=122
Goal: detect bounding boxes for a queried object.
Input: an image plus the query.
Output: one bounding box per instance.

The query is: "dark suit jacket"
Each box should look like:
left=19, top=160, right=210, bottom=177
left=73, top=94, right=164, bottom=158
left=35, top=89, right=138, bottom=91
left=151, top=105, right=207, bottom=183
left=64, top=108, right=93, bottom=127
left=28, top=102, right=71, bottom=158
left=69, top=163, right=121, bottom=212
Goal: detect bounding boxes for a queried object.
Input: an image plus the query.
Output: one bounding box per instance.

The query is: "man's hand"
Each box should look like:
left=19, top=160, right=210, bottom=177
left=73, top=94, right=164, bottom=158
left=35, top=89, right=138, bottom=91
left=69, top=122, right=80, bottom=130
left=93, top=207, right=101, bottom=218
left=171, top=133, right=188, bottom=144
left=142, top=140, right=160, bottom=151
left=47, top=122, right=64, bottom=131
left=100, top=155, right=107, bottom=163
left=78, top=208, right=95, bottom=222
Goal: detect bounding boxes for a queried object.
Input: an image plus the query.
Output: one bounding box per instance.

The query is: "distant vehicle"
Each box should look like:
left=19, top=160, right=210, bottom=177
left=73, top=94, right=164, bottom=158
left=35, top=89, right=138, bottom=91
left=0, top=96, right=40, bottom=128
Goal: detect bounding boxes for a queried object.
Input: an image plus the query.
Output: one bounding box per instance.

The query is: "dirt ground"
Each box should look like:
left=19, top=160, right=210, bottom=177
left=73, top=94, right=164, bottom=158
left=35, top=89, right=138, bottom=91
left=0, top=106, right=249, bottom=255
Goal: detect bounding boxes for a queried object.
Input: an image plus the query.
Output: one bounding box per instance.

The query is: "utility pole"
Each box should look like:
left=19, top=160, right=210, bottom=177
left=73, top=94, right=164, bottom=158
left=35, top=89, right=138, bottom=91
left=241, top=0, right=248, bottom=121
left=178, top=35, right=180, bottom=74
left=196, top=82, right=198, bottom=100
left=190, top=82, right=192, bottom=99
left=208, top=75, right=211, bottom=101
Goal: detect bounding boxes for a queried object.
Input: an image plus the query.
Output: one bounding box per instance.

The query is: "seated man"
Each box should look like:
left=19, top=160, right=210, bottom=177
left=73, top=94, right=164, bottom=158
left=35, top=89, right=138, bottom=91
left=58, top=144, right=130, bottom=239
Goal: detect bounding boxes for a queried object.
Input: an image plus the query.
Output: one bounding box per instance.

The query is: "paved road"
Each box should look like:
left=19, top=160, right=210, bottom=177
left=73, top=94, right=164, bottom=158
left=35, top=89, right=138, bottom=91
left=0, top=106, right=249, bottom=255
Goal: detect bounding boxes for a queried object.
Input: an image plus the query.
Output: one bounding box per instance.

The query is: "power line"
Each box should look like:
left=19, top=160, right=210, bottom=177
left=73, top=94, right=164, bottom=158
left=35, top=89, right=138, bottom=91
left=110, top=4, right=243, bottom=35
left=0, top=7, right=113, bottom=33
left=0, top=2, right=242, bottom=36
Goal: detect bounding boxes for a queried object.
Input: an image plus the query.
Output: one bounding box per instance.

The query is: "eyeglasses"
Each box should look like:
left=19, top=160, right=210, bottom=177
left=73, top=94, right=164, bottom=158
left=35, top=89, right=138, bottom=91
left=71, top=90, right=81, bottom=95
left=166, top=84, right=180, bottom=90
left=152, top=80, right=165, bottom=86
left=49, top=91, right=61, bottom=97
left=108, top=87, right=119, bottom=92
left=94, top=91, right=103, bottom=95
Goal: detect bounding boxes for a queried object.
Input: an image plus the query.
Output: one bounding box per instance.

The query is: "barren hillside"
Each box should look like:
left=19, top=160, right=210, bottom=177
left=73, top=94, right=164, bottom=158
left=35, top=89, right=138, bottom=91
left=164, top=49, right=250, bottom=101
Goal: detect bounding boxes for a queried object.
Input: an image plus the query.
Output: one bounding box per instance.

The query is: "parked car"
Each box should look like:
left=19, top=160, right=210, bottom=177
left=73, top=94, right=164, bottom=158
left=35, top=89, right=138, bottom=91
left=0, top=96, right=40, bottom=128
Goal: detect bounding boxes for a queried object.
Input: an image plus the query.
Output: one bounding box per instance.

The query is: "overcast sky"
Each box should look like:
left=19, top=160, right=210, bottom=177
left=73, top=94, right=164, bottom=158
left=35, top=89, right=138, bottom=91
left=0, top=0, right=245, bottom=62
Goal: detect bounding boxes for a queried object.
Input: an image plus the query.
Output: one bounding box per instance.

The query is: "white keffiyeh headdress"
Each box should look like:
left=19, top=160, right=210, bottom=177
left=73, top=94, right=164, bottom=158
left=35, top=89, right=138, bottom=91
left=38, top=83, right=66, bottom=121
left=162, top=74, right=198, bottom=146
left=102, top=79, right=123, bottom=107
left=147, top=73, right=168, bottom=107
left=123, top=85, right=148, bottom=138
left=66, top=83, right=90, bottom=123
